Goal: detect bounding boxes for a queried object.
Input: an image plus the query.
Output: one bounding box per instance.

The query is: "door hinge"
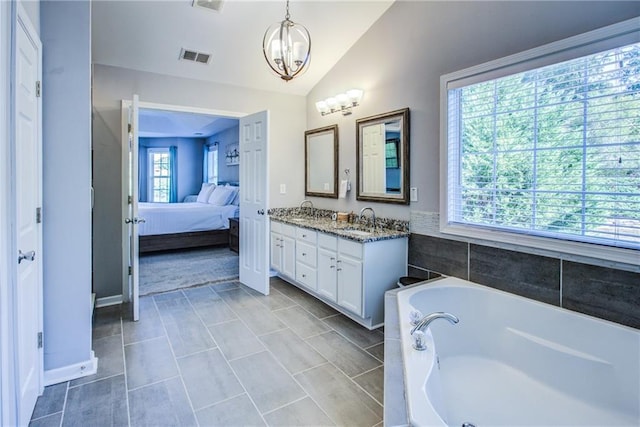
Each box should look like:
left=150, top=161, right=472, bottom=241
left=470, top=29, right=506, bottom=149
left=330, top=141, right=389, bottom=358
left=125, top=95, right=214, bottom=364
left=36, top=207, right=42, bottom=224
left=128, top=195, right=132, bottom=204
left=128, top=266, right=132, bottom=276
left=35, top=81, right=41, bottom=97
left=37, top=332, right=43, bottom=348
left=128, top=123, right=132, bottom=133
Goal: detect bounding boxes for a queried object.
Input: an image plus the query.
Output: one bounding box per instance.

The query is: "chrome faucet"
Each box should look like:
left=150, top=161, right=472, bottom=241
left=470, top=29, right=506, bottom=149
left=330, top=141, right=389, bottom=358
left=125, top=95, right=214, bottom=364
left=300, top=199, right=314, bottom=217
left=410, top=312, right=459, bottom=336
left=359, top=206, right=376, bottom=229
left=410, top=312, right=459, bottom=351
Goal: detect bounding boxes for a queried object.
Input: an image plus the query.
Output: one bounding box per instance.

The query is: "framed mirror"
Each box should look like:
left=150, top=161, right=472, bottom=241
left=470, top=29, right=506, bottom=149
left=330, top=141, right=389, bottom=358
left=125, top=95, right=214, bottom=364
left=356, top=108, right=410, bottom=204
left=305, top=124, right=339, bottom=198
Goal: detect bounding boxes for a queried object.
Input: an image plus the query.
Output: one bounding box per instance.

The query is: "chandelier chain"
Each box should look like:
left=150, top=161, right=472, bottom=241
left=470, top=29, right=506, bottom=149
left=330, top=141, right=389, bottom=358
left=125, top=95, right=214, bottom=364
left=285, top=0, right=290, bottom=21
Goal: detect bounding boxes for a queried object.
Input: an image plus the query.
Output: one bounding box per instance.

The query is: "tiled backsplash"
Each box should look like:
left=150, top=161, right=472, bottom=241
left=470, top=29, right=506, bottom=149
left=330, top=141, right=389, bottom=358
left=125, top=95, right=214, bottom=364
left=408, top=233, right=640, bottom=329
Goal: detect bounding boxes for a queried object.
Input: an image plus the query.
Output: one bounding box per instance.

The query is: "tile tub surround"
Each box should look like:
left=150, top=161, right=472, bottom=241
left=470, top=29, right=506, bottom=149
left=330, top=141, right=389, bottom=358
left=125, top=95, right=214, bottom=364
left=30, top=278, right=384, bottom=427
left=409, top=233, right=640, bottom=329
left=269, top=207, right=410, bottom=243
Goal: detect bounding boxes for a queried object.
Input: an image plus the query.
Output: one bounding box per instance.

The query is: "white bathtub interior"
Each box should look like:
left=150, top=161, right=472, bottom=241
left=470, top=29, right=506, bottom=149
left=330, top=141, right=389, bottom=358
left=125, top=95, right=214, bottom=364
left=397, top=277, right=640, bottom=427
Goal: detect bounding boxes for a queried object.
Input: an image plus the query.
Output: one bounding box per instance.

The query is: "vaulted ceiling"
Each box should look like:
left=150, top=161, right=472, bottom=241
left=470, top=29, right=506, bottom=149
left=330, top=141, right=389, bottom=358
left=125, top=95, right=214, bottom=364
left=92, top=0, right=395, bottom=97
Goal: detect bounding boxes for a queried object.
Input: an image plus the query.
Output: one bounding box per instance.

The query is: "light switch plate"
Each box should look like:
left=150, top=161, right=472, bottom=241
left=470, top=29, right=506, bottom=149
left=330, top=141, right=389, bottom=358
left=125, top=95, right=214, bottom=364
left=280, top=184, right=286, bottom=194
left=410, top=187, right=418, bottom=202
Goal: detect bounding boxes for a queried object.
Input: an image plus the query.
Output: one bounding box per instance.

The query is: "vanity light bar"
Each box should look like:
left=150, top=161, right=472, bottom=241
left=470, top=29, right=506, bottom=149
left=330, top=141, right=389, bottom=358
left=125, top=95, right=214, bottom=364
left=315, top=89, right=364, bottom=116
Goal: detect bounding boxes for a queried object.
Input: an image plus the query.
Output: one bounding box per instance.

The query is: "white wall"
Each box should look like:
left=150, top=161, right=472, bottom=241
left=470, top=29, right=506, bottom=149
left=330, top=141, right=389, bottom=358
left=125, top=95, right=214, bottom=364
left=40, top=0, right=93, bottom=372
left=306, top=1, right=640, bottom=221
left=92, top=64, right=306, bottom=298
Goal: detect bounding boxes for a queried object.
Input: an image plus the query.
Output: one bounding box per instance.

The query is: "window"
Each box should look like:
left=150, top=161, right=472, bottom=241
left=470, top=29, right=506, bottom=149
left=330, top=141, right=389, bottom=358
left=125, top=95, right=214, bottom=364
left=147, top=148, right=171, bottom=202
left=385, top=138, right=399, bottom=168
left=442, top=21, right=639, bottom=263
left=206, top=145, right=218, bottom=184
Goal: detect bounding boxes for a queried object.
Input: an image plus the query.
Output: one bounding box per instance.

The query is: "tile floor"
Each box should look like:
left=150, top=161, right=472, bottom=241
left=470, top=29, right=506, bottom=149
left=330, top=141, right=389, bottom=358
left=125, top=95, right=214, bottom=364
left=29, top=277, right=384, bottom=427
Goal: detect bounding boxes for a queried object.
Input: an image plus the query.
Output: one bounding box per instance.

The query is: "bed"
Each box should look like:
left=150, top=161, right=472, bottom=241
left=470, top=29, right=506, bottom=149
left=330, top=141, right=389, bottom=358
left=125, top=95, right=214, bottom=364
left=138, top=183, right=239, bottom=253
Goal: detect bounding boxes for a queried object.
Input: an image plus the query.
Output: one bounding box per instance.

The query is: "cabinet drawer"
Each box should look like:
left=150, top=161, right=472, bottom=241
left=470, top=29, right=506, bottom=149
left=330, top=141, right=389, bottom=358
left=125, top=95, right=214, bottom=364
left=271, top=221, right=282, bottom=233
left=296, top=228, right=317, bottom=244
left=296, top=241, right=317, bottom=267
left=282, top=224, right=296, bottom=237
left=296, top=262, right=317, bottom=290
left=318, top=232, right=337, bottom=251
left=338, top=238, right=362, bottom=259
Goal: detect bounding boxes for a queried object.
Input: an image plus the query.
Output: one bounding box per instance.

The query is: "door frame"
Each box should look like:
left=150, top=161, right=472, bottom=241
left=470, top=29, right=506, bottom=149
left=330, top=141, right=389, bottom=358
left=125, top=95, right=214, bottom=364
left=120, top=100, right=248, bottom=308
left=0, top=1, right=15, bottom=424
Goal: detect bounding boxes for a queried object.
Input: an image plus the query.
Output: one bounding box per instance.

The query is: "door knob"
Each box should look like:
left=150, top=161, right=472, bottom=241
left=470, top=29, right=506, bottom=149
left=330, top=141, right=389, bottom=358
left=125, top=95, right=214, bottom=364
left=125, top=218, right=133, bottom=224
left=18, top=250, right=36, bottom=264
left=134, top=217, right=146, bottom=224
left=257, top=209, right=265, bottom=215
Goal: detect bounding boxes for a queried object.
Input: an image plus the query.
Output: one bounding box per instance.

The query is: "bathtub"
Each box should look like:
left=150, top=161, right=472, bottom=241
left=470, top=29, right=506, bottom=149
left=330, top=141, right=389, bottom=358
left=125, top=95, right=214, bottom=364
left=397, top=277, right=640, bottom=426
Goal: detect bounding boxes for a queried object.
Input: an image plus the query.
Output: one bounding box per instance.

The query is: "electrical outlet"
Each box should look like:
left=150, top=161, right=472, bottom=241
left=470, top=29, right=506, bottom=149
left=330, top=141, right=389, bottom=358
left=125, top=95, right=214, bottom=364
left=410, top=187, right=418, bottom=202
left=280, top=184, right=286, bottom=194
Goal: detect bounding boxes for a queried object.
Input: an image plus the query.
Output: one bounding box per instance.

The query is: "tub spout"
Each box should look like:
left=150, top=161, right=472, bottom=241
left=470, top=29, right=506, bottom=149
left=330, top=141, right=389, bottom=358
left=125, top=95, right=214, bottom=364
left=410, top=312, right=459, bottom=336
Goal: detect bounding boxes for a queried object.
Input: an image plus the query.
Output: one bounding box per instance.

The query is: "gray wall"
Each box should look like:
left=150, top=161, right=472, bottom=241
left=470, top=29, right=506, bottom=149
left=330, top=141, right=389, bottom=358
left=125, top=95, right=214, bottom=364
left=41, top=0, right=93, bottom=370
left=306, top=1, right=640, bottom=220
left=92, top=64, right=306, bottom=298
left=139, top=137, right=205, bottom=202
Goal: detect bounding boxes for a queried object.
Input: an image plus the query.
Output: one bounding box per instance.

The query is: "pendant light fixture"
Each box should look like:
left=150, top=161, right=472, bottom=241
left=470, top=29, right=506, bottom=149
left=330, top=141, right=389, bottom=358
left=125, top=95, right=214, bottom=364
left=262, top=0, right=311, bottom=81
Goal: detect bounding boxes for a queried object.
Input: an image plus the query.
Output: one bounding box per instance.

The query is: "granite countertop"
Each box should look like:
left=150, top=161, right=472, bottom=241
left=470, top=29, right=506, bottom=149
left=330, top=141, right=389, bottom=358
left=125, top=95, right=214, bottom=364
left=269, top=212, right=409, bottom=243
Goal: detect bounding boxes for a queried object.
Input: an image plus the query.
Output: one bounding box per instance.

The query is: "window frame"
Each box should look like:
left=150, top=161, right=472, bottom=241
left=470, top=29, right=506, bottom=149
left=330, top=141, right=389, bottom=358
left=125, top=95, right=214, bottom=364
left=440, top=18, right=640, bottom=266
left=147, top=147, right=171, bottom=203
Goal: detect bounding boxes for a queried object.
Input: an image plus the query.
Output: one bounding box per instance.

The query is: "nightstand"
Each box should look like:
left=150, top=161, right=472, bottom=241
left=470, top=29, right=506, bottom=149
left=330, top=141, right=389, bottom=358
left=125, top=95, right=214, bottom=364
left=229, top=218, right=239, bottom=253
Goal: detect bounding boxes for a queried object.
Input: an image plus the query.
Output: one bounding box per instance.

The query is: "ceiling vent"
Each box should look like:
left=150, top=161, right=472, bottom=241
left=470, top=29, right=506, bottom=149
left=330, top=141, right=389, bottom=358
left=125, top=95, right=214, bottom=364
left=192, top=0, right=225, bottom=13
left=179, top=48, right=212, bottom=65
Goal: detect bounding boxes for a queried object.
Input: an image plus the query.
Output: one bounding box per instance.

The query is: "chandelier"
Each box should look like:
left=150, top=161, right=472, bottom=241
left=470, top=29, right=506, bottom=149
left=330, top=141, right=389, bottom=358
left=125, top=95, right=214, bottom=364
left=262, top=0, right=311, bottom=81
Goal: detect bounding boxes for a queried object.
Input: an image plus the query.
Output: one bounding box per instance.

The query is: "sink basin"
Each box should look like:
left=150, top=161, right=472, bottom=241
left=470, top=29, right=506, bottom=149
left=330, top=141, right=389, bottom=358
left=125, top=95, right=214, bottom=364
left=343, top=229, right=372, bottom=237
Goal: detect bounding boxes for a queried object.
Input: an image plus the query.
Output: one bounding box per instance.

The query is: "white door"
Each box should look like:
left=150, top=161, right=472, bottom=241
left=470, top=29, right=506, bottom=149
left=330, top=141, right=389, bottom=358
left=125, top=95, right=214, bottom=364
left=239, top=111, right=269, bottom=295
left=122, top=95, right=140, bottom=321
left=362, top=123, right=386, bottom=193
left=14, top=7, right=43, bottom=424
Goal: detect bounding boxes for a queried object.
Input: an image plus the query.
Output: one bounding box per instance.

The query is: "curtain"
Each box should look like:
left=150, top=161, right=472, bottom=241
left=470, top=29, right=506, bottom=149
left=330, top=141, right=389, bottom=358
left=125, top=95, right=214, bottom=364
left=169, top=146, right=178, bottom=203
left=138, top=146, right=148, bottom=202
left=203, top=144, right=209, bottom=183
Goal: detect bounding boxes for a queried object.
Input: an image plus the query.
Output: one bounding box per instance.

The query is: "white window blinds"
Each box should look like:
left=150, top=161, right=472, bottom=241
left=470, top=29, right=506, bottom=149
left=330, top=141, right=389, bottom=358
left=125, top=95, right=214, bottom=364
left=446, top=42, right=640, bottom=250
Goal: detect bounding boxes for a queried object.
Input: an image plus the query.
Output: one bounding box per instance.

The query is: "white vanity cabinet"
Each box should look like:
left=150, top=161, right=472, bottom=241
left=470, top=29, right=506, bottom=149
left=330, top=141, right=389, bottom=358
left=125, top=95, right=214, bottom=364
left=317, top=231, right=406, bottom=326
left=271, top=219, right=407, bottom=329
left=270, top=222, right=295, bottom=279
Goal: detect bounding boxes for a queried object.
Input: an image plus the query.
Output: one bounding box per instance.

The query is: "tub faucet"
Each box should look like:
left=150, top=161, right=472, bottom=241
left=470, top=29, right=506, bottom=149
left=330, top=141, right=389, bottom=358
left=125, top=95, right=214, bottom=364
left=410, top=312, right=459, bottom=336
left=359, top=206, right=376, bottom=229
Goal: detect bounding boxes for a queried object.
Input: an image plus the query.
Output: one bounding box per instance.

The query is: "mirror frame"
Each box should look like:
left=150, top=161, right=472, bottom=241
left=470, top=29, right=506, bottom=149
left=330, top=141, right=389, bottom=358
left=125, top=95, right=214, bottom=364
left=356, top=108, right=410, bottom=205
left=305, top=124, right=339, bottom=198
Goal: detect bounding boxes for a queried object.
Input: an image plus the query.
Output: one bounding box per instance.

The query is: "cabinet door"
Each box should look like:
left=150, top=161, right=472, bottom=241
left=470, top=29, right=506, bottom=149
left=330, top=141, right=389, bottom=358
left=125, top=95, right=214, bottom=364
left=281, top=235, right=296, bottom=279
left=270, top=232, right=282, bottom=271
left=337, top=256, right=363, bottom=316
left=317, top=248, right=337, bottom=302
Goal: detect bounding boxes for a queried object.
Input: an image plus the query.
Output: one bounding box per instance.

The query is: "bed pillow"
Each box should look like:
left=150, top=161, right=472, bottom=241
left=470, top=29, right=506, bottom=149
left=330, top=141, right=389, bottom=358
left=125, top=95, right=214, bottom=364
left=225, top=184, right=240, bottom=206
left=207, top=185, right=236, bottom=206
left=196, top=183, right=216, bottom=203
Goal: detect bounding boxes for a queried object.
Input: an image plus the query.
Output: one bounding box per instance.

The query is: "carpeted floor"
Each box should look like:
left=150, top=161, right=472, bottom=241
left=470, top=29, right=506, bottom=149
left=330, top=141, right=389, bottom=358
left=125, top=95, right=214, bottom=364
left=139, top=246, right=239, bottom=296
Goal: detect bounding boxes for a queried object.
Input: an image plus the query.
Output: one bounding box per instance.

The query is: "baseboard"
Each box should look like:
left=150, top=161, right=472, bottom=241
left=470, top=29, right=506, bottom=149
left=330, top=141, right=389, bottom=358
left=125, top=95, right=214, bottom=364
left=96, top=294, right=123, bottom=308
left=43, top=351, right=98, bottom=386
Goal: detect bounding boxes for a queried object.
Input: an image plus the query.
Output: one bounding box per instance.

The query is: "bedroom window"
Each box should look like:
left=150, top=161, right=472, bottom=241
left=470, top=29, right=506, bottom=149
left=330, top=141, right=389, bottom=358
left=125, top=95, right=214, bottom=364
left=206, top=146, right=218, bottom=184
left=147, top=148, right=172, bottom=202
left=442, top=20, right=639, bottom=264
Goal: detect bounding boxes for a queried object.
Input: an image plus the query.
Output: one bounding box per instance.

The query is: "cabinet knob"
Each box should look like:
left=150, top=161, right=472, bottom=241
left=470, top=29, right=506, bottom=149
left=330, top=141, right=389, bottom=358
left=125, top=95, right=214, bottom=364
left=302, top=234, right=307, bottom=238
left=337, top=268, right=342, bottom=271
left=330, top=265, right=335, bottom=269
left=302, top=252, right=306, bottom=256
left=330, top=257, right=335, bottom=261
left=336, top=260, right=342, bottom=263
left=302, top=274, right=306, bottom=278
